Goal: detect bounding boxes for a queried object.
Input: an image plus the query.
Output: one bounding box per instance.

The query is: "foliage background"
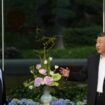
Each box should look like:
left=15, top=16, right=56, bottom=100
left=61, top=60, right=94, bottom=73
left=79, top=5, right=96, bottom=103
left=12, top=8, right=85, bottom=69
left=0, top=0, right=102, bottom=49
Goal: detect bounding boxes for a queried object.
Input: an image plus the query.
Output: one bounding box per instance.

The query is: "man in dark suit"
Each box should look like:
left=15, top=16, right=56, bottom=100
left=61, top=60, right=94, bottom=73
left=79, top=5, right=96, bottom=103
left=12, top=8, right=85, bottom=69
left=60, top=32, right=105, bottom=105
left=0, top=68, right=7, bottom=105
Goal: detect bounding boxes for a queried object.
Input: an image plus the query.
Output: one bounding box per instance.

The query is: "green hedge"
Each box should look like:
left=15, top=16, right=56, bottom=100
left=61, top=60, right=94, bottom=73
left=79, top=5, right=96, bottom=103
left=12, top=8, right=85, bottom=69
left=22, top=46, right=96, bottom=59
left=0, top=26, right=102, bottom=49
left=4, top=32, right=43, bottom=49
left=63, top=26, right=102, bottom=48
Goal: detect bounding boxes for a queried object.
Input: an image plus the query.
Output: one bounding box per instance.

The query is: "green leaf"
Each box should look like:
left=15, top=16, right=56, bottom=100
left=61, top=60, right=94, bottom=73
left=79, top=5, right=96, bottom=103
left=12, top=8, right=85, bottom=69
left=52, top=73, right=61, bottom=81
left=50, top=82, right=59, bottom=86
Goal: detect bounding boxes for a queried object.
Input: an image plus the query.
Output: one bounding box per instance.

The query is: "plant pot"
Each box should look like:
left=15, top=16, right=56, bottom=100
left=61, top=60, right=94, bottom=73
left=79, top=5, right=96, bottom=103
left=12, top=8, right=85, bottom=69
left=40, top=86, right=53, bottom=105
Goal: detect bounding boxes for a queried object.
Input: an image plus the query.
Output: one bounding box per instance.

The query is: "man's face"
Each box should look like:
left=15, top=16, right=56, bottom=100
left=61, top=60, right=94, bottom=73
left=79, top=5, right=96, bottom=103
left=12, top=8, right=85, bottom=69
left=96, top=36, right=105, bottom=55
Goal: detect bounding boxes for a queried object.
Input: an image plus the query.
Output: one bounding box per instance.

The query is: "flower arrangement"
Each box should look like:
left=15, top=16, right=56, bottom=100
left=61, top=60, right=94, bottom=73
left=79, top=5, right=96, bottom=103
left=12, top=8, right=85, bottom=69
left=31, top=56, right=61, bottom=87
left=25, top=37, right=62, bottom=89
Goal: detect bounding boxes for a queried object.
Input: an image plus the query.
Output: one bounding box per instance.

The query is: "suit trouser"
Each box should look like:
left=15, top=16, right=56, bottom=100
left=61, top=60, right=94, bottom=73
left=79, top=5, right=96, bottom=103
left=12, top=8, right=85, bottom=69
left=95, top=92, right=105, bottom=105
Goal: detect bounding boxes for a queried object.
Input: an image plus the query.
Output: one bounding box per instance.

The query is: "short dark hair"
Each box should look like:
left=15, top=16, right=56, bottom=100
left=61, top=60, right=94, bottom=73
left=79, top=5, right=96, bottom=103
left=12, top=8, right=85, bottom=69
left=97, top=32, right=105, bottom=37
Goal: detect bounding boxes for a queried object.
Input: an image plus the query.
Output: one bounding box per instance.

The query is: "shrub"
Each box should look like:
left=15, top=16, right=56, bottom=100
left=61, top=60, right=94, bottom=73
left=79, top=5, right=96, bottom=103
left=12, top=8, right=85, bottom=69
left=22, top=46, right=96, bottom=59
left=8, top=80, right=87, bottom=102
left=0, top=47, right=22, bottom=59
left=63, top=26, right=102, bottom=48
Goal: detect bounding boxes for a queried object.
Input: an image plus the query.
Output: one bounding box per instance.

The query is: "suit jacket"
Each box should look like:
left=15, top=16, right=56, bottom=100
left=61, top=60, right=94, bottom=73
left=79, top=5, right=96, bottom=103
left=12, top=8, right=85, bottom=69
left=0, top=69, right=7, bottom=105
left=68, top=54, right=100, bottom=105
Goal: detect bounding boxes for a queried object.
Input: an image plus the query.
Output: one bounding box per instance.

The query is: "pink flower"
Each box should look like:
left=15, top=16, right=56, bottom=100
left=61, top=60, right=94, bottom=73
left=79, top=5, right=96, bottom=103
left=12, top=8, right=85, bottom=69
left=34, top=77, right=43, bottom=87
left=36, top=64, right=41, bottom=70
left=39, top=69, right=46, bottom=75
left=44, top=76, right=53, bottom=85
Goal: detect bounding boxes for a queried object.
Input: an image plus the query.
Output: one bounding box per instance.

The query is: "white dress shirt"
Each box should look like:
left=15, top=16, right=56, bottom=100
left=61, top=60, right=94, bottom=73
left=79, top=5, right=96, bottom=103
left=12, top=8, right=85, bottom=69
left=97, top=56, right=105, bottom=93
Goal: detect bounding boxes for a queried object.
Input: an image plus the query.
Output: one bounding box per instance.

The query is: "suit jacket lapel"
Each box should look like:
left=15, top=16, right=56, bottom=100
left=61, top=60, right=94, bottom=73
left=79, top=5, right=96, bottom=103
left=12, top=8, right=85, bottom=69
left=95, top=54, right=100, bottom=88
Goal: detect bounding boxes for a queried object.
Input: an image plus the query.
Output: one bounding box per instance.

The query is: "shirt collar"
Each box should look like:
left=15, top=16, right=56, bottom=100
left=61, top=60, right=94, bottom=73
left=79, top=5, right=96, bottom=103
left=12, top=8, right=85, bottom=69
left=100, top=55, right=105, bottom=59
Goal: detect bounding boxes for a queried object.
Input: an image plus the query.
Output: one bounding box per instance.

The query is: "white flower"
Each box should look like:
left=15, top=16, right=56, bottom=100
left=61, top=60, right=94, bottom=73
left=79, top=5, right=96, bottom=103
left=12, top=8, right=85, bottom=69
left=49, top=57, right=53, bottom=61
left=29, top=85, right=33, bottom=90
left=36, top=64, right=41, bottom=69
left=54, top=65, right=59, bottom=69
left=76, top=101, right=84, bottom=105
left=44, top=60, right=48, bottom=64
left=50, top=71, right=54, bottom=75
left=30, top=70, right=34, bottom=74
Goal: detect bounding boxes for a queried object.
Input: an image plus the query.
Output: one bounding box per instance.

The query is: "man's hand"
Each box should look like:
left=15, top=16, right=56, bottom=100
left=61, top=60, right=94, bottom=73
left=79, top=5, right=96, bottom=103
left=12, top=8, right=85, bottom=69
left=60, top=67, right=70, bottom=77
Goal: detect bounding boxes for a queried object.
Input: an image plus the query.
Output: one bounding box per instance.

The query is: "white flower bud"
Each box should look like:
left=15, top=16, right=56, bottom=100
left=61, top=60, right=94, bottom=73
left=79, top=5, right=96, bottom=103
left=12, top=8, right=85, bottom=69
left=54, top=65, right=59, bottom=69
left=49, top=57, right=53, bottom=61
left=30, top=70, right=34, bottom=74
left=44, top=60, right=48, bottom=64
left=50, top=71, right=54, bottom=75
left=29, top=85, right=33, bottom=90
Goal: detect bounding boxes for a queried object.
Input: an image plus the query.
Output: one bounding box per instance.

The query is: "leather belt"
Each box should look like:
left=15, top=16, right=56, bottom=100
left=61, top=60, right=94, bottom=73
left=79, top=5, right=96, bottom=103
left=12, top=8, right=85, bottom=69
left=97, top=92, right=103, bottom=96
